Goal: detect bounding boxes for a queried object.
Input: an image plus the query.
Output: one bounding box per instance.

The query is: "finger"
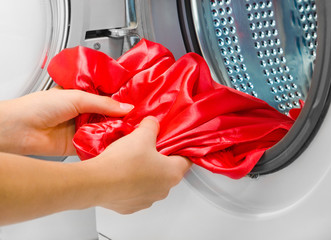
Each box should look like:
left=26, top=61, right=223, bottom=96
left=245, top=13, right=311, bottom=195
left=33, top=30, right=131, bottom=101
left=168, top=155, right=192, bottom=176
left=68, top=90, right=134, bottom=117
left=134, top=116, right=160, bottom=146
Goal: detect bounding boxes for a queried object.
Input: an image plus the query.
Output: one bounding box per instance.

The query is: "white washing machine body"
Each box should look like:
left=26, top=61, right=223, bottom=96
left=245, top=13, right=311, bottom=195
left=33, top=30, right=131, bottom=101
left=1, top=0, right=331, bottom=240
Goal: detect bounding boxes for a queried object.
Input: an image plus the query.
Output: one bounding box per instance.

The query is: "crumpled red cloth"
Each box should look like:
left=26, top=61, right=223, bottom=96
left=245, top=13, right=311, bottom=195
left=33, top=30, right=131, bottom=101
left=288, top=100, right=304, bottom=121
left=48, top=39, right=296, bottom=179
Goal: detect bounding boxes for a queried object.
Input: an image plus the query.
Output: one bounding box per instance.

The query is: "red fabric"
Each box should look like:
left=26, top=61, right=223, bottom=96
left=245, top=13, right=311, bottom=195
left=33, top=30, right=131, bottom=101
left=48, top=39, right=296, bottom=179
left=288, top=99, right=304, bottom=120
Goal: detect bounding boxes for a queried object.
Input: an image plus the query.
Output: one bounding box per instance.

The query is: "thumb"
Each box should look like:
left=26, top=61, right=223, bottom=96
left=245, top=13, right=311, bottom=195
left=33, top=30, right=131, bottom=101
left=134, top=116, right=160, bottom=146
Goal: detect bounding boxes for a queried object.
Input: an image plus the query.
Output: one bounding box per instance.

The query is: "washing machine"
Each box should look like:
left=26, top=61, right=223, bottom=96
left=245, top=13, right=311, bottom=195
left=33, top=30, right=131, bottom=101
left=1, top=0, right=331, bottom=239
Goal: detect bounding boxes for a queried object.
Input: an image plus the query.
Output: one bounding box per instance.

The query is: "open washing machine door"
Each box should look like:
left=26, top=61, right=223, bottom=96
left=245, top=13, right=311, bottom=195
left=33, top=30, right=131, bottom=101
left=0, top=0, right=68, bottom=100
left=96, top=0, right=331, bottom=239
left=0, top=0, right=128, bottom=100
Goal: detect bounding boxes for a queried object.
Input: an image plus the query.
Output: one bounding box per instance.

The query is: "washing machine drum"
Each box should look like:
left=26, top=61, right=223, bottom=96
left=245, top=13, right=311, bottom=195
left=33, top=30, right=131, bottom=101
left=174, top=0, right=331, bottom=176
left=2, top=0, right=331, bottom=178
left=169, top=0, right=331, bottom=215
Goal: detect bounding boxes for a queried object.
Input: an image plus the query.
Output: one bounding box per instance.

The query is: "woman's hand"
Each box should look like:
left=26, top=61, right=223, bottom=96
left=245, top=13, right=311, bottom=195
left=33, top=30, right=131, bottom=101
left=84, top=116, right=192, bottom=214
left=0, top=87, right=134, bottom=156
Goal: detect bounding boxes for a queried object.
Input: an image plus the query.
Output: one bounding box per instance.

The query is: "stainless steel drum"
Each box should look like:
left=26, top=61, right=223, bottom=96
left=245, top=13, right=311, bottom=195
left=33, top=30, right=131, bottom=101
left=191, top=0, right=317, bottom=114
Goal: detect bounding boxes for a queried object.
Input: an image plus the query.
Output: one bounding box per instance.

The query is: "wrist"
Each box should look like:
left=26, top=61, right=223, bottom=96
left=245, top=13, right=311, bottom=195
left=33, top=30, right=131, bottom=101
left=73, top=159, right=117, bottom=209
left=0, top=101, right=17, bottom=153
left=0, top=99, right=34, bottom=155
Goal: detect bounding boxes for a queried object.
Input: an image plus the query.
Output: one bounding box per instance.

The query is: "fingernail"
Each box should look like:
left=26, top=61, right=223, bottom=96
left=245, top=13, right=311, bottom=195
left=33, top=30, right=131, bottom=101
left=119, top=103, right=135, bottom=111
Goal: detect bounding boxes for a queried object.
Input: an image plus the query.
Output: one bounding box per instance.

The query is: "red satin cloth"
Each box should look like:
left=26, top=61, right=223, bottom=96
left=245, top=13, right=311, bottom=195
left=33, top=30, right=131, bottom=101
left=48, top=39, right=295, bottom=179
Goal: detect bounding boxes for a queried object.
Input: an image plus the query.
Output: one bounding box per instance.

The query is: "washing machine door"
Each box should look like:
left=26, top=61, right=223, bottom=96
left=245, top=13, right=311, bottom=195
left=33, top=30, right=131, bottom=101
left=0, top=0, right=69, bottom=100
left=0, top=0, right=127, bottom=100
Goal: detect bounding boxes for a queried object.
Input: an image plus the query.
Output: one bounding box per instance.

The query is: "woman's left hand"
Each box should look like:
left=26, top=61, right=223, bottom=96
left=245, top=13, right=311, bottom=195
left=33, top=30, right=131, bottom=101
left=0, top=87, right=133, bottom=156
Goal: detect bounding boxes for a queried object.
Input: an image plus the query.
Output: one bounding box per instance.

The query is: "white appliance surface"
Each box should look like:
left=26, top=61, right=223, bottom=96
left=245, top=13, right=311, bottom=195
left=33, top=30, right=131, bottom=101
left=1, top=208, right=97, bottom=240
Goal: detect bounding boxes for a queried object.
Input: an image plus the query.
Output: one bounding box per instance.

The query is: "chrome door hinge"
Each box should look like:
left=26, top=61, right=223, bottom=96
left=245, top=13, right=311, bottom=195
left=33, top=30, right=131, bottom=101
left=107, top=23, right=139, bottom=38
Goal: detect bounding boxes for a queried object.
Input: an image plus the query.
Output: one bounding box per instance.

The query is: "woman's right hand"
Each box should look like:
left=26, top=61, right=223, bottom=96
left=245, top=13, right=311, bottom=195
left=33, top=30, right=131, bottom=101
left=85, top=116, right=192, bottom=214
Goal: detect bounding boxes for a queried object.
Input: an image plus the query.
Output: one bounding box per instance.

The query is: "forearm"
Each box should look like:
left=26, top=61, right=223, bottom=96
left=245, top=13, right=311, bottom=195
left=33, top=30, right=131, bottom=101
left=0, top=153, right=99, bottom=226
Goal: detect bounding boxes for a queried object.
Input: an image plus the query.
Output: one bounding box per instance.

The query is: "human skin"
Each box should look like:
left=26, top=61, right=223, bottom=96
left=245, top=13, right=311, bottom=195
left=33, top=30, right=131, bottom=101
left=0, top=88, right=191, bottom=226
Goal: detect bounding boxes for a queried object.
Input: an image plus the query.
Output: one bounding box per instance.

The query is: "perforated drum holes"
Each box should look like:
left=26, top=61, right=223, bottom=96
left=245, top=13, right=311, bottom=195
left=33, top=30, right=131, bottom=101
left=207, top=0, right=317, bottom=114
